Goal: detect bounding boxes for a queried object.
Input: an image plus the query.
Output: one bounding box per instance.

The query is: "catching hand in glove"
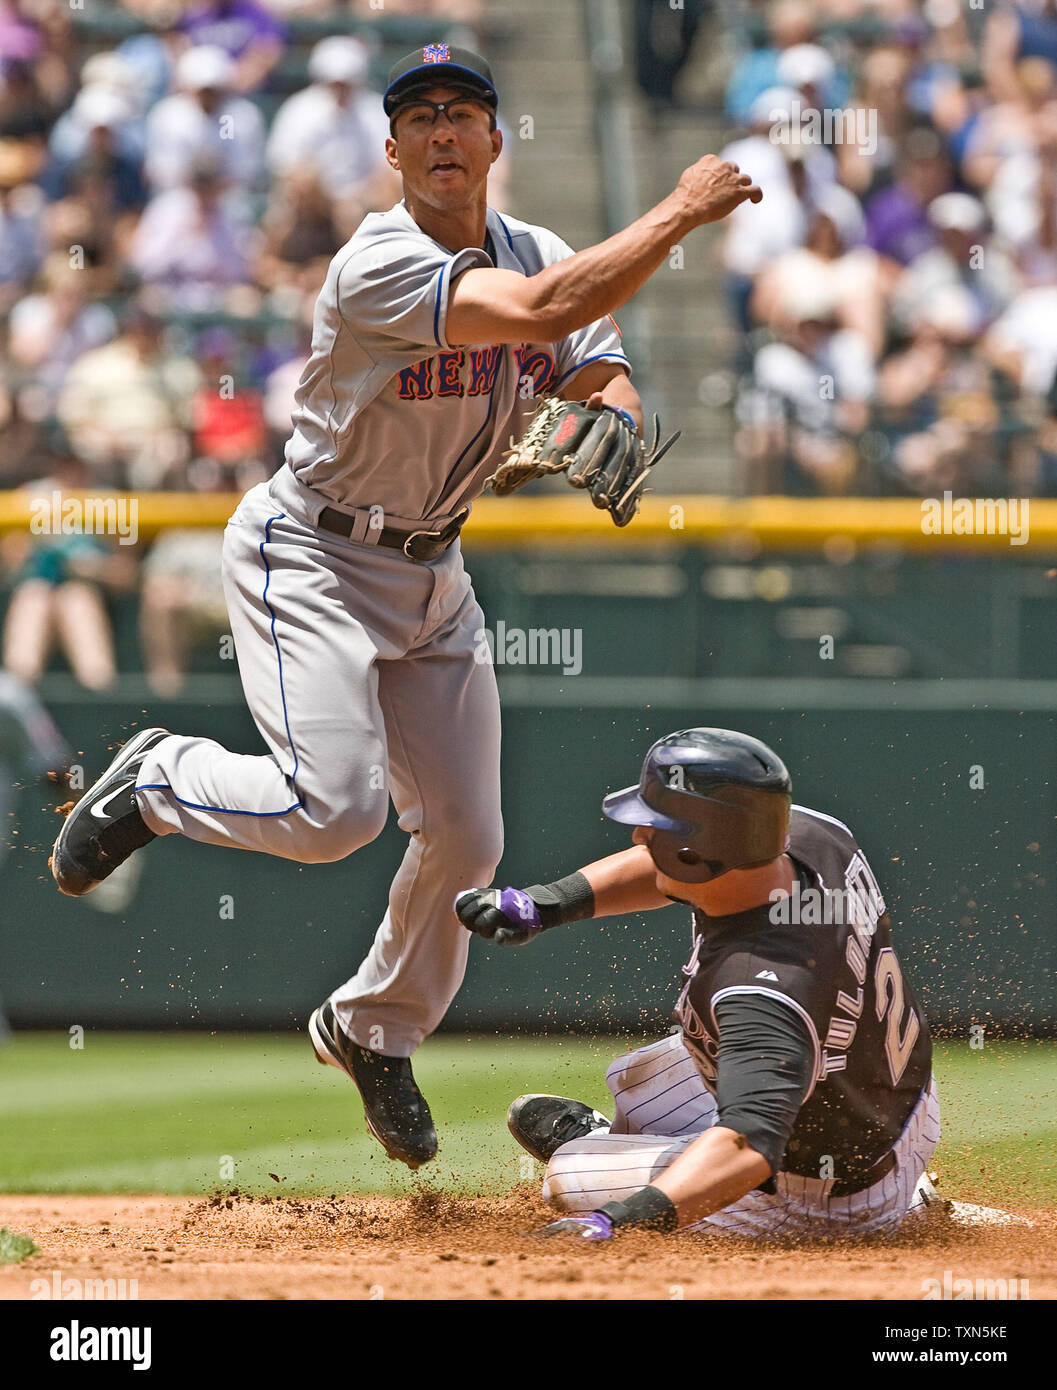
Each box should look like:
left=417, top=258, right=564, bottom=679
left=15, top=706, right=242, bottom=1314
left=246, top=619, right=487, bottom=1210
left=485, top=394, right=680, bottom=527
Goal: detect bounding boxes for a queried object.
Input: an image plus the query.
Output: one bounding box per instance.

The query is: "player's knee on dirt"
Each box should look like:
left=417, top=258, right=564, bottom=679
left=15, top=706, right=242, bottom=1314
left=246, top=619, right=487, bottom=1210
left=541, top=1150, right=606, bottom=1214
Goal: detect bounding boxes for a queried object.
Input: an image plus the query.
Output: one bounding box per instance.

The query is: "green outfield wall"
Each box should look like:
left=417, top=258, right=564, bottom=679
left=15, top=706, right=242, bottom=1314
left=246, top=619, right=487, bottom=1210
left=2, top=546, right=1055, bottom=1034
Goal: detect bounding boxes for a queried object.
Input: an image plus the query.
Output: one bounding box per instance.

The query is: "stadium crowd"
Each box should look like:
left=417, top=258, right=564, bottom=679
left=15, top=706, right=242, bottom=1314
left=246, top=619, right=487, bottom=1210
left=3, top=0, right=1057, bottom=688
left=720, top=0, right=1057, bottom=496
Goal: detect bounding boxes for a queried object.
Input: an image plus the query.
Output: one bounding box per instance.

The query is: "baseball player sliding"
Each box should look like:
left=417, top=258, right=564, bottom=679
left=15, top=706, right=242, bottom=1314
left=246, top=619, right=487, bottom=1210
left=50, top=44, right=761, bottom=1170
left=456, top=728, right=942, bottom=1239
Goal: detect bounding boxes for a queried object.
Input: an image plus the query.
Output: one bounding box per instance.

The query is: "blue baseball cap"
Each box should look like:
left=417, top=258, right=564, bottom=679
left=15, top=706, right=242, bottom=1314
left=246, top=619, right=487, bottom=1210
left=384, top=43, right=497, bottom=117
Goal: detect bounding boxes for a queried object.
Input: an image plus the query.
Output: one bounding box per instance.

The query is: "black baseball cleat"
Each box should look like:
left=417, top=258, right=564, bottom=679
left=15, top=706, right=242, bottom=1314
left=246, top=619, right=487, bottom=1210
left=51, top=727, right=170, bottom=897
left=507, top=1093, right=611, bottom=1164
left=308, top=998, right=437, bottom=1170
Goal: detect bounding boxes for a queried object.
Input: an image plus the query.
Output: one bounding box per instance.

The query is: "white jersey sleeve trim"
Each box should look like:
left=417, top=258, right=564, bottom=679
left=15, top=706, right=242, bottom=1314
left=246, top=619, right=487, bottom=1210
left=433, top=246, right=490, bottom=351
left=555, top=351, right=632, bottom=389
left=710, top=985, right=822, bottom=1101
left=792, top=804, right=853, bottom=837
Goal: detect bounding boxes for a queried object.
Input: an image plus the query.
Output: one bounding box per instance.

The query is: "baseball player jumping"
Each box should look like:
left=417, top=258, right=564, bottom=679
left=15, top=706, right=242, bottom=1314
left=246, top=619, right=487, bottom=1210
left=50, top=44, right=761, bottom=1170
left=456, top=728, right=942, bottom=1238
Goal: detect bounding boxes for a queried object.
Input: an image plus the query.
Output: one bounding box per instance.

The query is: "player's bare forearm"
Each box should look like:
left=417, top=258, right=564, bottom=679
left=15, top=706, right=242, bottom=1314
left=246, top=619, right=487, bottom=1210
left=561, top=362, right=643, bottom=433
left=579, top=845, right=669, bottom=915
left=649, top=1126, right=772, bottom=1226
left=447, top=156, right=761, bottom=345
left=454, top=845, right=666, bottom=945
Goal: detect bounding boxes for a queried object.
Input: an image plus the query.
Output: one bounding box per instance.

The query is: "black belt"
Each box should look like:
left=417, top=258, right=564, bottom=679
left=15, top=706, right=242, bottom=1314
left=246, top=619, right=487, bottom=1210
left=317, top=506, right=469, bottom=562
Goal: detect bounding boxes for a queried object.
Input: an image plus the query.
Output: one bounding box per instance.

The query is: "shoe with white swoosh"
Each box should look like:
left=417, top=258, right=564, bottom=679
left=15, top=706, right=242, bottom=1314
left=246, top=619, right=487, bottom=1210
left=51, top=727, right=170, bottom=897
left=507, top=1094, right=611, bottom=1164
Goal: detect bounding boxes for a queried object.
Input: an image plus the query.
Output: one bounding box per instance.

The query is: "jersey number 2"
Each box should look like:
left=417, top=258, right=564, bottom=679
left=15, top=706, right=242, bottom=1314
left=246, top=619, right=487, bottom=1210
left=874, top=947, right=921, bottom=1086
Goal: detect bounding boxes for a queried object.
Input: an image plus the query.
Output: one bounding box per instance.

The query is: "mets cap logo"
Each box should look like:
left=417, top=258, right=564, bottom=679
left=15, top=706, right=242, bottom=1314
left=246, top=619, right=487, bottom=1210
left=423, top=43, right=451, bottom=63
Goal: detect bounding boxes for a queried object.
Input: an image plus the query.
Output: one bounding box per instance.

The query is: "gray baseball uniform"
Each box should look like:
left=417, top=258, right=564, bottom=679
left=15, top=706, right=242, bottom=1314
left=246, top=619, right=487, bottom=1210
left=134, top=203, right=630, bottom=1056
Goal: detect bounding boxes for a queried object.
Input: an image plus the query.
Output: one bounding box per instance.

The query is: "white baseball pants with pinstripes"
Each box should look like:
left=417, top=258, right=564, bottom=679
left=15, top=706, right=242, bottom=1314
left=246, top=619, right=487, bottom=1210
left=542, top=1033, right=941, bottom=1238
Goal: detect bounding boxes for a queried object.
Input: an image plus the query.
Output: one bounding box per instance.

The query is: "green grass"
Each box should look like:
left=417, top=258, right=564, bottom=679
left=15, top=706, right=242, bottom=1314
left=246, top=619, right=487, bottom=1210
left=0, top=1034, right=1054, bottom=1206
left=0, top=1227, right=39, bottom=1264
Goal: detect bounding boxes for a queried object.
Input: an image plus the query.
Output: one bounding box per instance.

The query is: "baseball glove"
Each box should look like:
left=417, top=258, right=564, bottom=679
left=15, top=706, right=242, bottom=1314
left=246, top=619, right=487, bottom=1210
left=485, top=398, right=681, bottom=527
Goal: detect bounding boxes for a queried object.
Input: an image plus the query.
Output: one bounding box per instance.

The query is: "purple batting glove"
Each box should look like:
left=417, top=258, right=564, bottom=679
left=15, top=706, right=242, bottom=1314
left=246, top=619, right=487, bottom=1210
left=538, top=1212, right=614, bottom=1241
left=454, top=887, right=543, bottom=945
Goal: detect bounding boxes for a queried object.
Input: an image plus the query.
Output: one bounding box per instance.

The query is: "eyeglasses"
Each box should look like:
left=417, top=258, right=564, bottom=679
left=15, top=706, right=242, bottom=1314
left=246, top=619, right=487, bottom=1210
left=395, top=97, right=491, bottom=130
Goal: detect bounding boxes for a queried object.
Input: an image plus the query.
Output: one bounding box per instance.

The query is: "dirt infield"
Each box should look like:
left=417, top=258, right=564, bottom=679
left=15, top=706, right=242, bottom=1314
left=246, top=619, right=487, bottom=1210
left=1, top=1190, right=1054, bottom=1300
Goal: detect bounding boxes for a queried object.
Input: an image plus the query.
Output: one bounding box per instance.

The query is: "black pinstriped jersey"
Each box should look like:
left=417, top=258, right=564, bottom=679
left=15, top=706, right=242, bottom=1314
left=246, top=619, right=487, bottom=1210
left=676, top=805, right=932, bottom=1189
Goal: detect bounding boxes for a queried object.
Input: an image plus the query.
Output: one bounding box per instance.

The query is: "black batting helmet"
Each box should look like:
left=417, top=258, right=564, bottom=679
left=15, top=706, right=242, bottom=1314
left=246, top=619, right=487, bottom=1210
left=602, top=728, right=792, bottom=883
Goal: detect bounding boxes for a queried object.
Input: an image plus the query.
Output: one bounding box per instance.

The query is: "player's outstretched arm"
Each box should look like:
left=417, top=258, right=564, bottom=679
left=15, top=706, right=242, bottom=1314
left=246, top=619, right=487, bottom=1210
left=455, top=845, right=667, bottom=946
left=445, top=155, right=762, bottom=346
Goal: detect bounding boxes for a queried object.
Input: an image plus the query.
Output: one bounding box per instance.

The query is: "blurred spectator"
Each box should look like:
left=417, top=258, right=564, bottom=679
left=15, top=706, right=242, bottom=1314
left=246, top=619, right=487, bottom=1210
left=964, top=55, right=1056, bottom=192
left=0, top=0, right=40, bottom=66
left=719, top=87, right=837, bottom=332
left=0, top=57, right=53, bottom=141
left=864, top=126, right=953, bottom=267
left=129, top=153, right=253, bottom=310
left=753, top=187, right=883, bottom=360
left=1, top=458, right=136, bottom=691
left=189, top=325, right=269, bottom=473
left=982, top=282, right=1057, bottom=398
left=57, top=303, right=200, bottom=490
left=256, top=168, right=341, bottom=298
left=179, top=0, right=286, bottom=94
left=776, top=41, right=846, bottom=115
left=725, top=0, right=817, bottom=123
left=43, top=86, right=146, bottom=215
left=0, top=0, right=73, bottom=112
left=971, top=61, right=1057, bottom=269
left=144, top=44, right=266, bottom=192
left=633, top=0, right=709, bottom=117
left=139, top=326, right=269, bottom=692
left=49, top=70, right=144, bottom=167
left=878, top=293, right=1000, bottom=494
left=890, top=193, right=1017, bottom=339
left=116, top=12, right=183, bottom=113
left=738, top=191, right=880, bottom=493
left=8, top=254, right=116, bottom=419
left=984, top=0, right=1057, bottom=103
left=138, top=522, right=227, bottom=695
left=833, top=45, right=910, bottom=196
left=0, top=166, right=44, bottom=314
left=266, top=36, right=396, bottom=230
left=140, top=448, right=267, bottom=696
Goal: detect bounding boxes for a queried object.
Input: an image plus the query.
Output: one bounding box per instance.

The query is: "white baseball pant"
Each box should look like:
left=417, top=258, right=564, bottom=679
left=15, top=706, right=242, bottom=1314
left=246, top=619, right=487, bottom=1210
left=134, top=467, right=503, bottom=1056
left=543, top=1033, right=941, bottom=1237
